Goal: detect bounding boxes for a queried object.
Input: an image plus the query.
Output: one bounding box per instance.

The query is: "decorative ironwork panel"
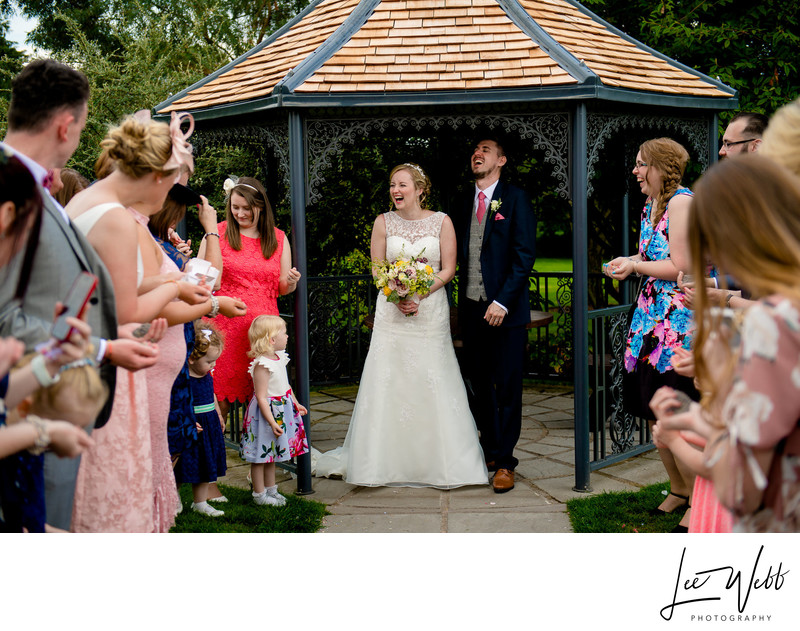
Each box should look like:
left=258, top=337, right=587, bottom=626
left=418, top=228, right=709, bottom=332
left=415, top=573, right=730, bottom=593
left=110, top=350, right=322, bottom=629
left=193, top=123, right=291, bottom=195
left=306, top=113, right=571, bottom=204
left=586, top=113, right=709, bottom=196
left=606, top=309, right=638, bottom=453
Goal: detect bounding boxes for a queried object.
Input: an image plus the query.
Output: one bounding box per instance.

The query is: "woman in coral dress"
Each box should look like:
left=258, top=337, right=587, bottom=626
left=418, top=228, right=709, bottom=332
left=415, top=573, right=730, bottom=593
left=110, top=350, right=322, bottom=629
left=199, top=176, right=300, bottom=423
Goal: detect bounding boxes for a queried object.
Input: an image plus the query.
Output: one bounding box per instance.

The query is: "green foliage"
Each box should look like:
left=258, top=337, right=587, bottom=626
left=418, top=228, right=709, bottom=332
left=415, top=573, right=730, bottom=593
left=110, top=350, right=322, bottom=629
left=566, top=481, right=685, bottom=533
left=171, top=482, right=329, bottom=533
left=0, top=17, right=26, bottom=93
left=583, top=0, right=800, bottom=120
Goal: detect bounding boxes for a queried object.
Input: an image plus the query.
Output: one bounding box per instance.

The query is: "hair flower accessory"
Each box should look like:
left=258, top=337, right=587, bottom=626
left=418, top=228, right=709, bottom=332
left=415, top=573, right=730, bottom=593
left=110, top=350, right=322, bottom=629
left=223, top=175, right=259, bottom=197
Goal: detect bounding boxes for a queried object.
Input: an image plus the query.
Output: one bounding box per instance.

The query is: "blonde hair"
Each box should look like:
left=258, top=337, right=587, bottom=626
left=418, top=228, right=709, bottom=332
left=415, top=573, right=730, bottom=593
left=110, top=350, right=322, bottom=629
left=640, top=138, right=690, bottom=227
left=97, top=115, right=176, bottom=180
left=190, top=320, right=224, bottom=362
left=247, top=315, right=286, bottom=358
left=13, top=354, right=108, bottom=426
left=760, top=98, right=800, bottom=177
left=689, top=154, right=800, bottom=409
left=390, top=163, right=431, bottom=206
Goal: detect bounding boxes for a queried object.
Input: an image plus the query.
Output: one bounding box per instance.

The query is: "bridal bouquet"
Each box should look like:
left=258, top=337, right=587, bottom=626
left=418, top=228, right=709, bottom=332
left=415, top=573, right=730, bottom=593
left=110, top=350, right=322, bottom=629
left=373, top=249, right=437, bottom=315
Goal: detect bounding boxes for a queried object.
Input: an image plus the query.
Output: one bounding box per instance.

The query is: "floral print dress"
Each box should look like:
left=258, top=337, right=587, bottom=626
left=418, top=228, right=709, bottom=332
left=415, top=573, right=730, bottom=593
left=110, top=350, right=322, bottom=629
left=706, top=297, right=800, bottom=532
left=240, top=352, right=308, bottom=464
left=624, top=187, right=695, bottom=375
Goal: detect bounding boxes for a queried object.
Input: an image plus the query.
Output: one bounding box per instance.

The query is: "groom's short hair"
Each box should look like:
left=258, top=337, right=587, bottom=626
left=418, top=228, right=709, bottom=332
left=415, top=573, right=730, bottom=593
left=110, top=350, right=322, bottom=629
left=8, top=59, right=90, bottom=133
left=475, top=134, right=507, bottom=159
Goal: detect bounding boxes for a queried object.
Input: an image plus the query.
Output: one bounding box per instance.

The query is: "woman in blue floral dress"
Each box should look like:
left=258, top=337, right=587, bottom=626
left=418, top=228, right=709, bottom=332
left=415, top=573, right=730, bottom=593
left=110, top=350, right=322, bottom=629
left=606, top=138, right=699, bottom=524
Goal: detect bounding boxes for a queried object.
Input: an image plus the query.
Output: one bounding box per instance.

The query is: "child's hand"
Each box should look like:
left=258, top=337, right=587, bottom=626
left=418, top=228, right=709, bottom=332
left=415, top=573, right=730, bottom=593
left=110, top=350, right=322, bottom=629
left=270, top=421, right=284, bottom=437
left=295, top=402, right=308, bottom=416
left=195, top=422, right=203, bottom=433
left=219, top=413, right=226, bottom=431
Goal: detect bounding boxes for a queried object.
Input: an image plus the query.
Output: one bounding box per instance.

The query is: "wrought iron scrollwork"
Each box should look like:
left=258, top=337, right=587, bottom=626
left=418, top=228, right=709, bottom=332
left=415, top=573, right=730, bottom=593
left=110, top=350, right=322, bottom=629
left=586, top=113, right=709, bottom=197
left=607, top=310, right=638, bottom=453
left=306, top=113, right=571, bottom=204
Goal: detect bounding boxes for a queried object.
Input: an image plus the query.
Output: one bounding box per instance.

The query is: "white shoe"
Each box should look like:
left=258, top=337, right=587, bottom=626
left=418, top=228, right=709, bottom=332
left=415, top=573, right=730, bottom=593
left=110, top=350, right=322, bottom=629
left=191, top=501, right=224, bottom=517
left=208, top=495, right=228, bottom=503
left=266, top=488, right=287, bottom=506
left=252, top=491, right=283, bottom=506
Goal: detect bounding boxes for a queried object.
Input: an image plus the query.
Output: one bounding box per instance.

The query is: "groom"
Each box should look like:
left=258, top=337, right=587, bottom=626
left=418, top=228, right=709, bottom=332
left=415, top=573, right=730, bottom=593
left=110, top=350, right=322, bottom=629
left=453, top=136, right=536, bottom=493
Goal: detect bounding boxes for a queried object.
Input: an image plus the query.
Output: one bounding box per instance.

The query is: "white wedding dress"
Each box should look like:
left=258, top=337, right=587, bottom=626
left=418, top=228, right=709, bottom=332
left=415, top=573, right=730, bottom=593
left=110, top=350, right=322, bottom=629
left=315, top=211, right=488, bottom=488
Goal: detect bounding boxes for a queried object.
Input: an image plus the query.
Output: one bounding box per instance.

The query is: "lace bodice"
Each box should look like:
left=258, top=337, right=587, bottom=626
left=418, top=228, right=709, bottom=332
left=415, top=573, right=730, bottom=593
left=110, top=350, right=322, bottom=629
left=384, top=211, right=444, bottom=273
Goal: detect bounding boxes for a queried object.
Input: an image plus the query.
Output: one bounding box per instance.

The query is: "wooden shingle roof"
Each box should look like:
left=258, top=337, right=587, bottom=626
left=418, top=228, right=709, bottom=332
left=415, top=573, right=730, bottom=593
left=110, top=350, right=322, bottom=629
left=155, top=0, right=735, bottom=116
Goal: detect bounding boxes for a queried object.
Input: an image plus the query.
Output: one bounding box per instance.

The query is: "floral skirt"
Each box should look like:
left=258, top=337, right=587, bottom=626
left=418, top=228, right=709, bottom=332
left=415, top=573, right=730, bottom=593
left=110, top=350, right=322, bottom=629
left=240, top=392, right=308, bottom=464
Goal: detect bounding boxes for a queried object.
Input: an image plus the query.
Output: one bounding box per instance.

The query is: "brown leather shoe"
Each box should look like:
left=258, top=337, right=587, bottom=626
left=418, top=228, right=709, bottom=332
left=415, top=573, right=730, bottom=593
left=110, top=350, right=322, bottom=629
left=492, top=468, right=515, bottom=493
left=486, top=460, right=498, bottom=472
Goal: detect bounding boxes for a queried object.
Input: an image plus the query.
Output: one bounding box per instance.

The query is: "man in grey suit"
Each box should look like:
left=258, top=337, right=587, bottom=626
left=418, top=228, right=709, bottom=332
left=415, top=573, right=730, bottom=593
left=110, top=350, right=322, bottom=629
left=0, top=59, right=161, bottom=530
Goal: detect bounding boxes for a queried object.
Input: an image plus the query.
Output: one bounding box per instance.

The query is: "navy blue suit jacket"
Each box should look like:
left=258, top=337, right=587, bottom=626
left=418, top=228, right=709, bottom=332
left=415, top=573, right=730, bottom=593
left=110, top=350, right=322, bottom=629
left=453, top=180, right=537, bottom=328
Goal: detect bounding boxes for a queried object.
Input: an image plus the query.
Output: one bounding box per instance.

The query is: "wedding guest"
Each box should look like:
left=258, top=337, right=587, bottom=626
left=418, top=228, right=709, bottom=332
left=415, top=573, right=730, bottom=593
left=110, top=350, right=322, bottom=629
left=605, top=138, right=698, bottom=530
left=761, top=97, right=800, bottom=176
left=651, top=154, right=800, bottom=532
left=316, top=163, right=488, bottom=488
left=53, top=167, right=89, bottom=207
left=202, top=176, right=300, bottom=423
left=0, top=60, right=163, bottom=529
left=68, top=112, right=242, bottom=532
left=241, top=315, right=307, bottom=505
left=718, top=111, right=768, bottom=158
left=452, top=137, right=536, bottom=493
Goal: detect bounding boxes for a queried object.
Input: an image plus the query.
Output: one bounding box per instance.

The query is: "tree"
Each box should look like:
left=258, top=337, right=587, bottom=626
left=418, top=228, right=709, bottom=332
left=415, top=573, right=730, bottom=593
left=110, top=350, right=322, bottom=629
left=583, top=0, right=800, bottom=121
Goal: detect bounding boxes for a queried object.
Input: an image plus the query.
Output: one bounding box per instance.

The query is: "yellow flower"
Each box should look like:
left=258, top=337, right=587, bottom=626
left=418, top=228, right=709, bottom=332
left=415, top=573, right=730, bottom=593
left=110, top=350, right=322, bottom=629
left=424, top=265, right=433, bottom=274
left=383, top=286, right=392, bottom=296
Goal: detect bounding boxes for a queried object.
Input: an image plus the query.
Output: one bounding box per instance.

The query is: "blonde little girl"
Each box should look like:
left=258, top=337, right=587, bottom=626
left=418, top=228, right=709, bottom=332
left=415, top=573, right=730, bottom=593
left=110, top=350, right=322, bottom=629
left=240, top=315, right=308, bottom=506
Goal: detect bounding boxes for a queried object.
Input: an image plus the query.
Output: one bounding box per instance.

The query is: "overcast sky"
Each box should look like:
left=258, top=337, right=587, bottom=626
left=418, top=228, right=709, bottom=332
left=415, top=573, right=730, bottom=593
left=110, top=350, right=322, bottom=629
left=6, top=9, right=37, bottom=54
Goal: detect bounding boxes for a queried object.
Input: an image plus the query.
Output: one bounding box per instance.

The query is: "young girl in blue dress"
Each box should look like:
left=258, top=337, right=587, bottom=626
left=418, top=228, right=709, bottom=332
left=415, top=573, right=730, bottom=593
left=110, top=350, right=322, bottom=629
left=241, top=315, right=308, bottom=507
left=178, top=321, right=228, bottom=517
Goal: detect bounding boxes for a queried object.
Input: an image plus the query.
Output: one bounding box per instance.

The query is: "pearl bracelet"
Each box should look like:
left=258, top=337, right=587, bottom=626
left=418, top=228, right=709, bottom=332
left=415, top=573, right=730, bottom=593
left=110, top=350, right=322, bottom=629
left=208, top=295, right=220, bottom=318
left=26, top=415, right=51, bottom=455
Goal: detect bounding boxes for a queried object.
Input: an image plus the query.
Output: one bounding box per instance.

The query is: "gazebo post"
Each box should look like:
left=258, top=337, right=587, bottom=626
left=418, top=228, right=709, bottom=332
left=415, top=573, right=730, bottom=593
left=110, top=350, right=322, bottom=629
left=572, top=103, right=591, bottom=493
left=288, top=110, right=314, bottom=495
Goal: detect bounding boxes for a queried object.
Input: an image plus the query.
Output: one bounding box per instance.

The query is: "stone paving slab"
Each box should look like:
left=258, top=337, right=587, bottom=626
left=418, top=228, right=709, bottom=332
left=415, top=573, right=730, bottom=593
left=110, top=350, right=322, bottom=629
left=448, top=511, right=571, bottom=533
left=515, top=457, right=575, bottom=481
left=320, top=513, right=442, bottom=533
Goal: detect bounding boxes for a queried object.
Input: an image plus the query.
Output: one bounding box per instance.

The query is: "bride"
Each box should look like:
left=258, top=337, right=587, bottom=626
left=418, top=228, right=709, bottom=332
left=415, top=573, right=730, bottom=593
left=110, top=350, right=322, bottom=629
left=315, top=163, right=488, bottom=488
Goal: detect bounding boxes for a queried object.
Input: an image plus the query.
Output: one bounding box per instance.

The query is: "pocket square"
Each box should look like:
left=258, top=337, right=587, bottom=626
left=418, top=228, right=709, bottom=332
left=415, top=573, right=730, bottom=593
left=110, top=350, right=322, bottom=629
left=494, top=213, right=505, bottom=221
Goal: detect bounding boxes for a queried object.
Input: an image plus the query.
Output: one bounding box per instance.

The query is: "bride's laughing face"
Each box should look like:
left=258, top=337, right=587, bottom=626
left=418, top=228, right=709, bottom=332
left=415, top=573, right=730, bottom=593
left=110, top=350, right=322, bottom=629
left=389, top=169, right=421, bottom=212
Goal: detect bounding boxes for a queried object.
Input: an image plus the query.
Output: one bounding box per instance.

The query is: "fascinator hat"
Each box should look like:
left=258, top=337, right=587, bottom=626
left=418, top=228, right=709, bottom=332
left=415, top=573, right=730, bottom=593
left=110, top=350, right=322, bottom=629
left=133, top=109, right=195, bottom=175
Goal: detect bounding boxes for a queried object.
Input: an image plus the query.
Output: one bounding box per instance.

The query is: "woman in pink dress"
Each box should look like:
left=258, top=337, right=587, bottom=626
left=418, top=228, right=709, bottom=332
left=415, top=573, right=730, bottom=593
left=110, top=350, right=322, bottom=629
left=69, top=113, right=245, bottom=531
left=198, top=176, right=300, bottom=423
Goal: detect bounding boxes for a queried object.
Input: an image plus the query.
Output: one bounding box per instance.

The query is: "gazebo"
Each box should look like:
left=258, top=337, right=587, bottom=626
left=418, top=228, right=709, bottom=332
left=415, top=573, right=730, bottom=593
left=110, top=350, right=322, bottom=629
left=155, top=0, right=737, bottom=493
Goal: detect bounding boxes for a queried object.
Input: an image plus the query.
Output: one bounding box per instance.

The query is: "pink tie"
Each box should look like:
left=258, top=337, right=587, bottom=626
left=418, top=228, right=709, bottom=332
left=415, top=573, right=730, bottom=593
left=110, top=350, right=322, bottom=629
left=477, top=191, right=487, bottom=223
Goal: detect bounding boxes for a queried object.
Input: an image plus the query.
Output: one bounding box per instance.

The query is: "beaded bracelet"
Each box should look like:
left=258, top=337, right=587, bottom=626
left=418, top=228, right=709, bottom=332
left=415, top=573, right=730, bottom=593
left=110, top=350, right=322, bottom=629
left=26, top=415, right=51, bottom=455
left=204, top=232, right=220, bottom=239
left=208, top=295, right=220, bottom=318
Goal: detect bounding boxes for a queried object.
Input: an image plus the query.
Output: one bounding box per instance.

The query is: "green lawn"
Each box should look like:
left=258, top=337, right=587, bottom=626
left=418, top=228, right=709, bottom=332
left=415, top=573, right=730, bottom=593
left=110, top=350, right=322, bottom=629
left=534, top=258, right=573, bottom=273
left=170, top=483, right=329, bottom=533
left=566, top=482, right=685, bottom=533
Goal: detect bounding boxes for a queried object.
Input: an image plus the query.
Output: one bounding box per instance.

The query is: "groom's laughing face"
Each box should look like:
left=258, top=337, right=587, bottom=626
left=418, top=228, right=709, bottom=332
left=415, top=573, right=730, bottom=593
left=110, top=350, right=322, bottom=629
left=471, top=140, right=506, bottom=180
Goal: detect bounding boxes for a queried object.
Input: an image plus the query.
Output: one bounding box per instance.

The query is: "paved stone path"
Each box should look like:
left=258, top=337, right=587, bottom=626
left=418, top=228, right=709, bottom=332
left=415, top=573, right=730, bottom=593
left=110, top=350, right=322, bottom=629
left=218, top=383, right=671, bottom=532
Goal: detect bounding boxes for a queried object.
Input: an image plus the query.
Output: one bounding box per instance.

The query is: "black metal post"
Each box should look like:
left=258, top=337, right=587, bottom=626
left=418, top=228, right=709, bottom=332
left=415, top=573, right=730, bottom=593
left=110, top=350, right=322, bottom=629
left=288, top=110, right=314, bottom=495
left=572, top=103, right=592, bottom=493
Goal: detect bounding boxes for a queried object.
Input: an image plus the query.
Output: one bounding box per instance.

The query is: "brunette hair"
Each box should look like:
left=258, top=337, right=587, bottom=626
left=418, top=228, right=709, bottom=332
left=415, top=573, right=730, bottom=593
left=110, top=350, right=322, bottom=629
left=729, top=111, right=769, bottom=139
left=53, top=168, right=89, bottom=207
left=97, top=115, right=176, bottom=180
left=390, top=162, right=431, bottom=206
left=224, top=177, right=278, bottom=259
left=149, top=196, right=186, bottom=241
left=639, top=138, right=690, bottom=227
left=0, top=152, right=43, bottom=298
left=689, top=155, right=800, bottom=404
left=247, top=315, right=286, bottom=358
left=760, top=98, right=800, bottom=177
left=8, top=59, right=89, bottom=133
left=189, top=320, right=224, bottom=362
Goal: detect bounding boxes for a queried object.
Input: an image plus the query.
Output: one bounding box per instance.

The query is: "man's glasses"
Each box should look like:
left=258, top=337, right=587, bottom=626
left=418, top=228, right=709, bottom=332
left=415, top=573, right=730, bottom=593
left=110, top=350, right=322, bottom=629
left=721, top=138, right=756, bottom=149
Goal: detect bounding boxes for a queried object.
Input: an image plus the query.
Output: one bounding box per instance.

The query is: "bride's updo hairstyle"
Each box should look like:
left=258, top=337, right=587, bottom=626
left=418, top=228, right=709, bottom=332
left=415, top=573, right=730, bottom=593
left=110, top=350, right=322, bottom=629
left=390, top=162, right=431, bottom=206
left=96, top=116, right=176, bottom=180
